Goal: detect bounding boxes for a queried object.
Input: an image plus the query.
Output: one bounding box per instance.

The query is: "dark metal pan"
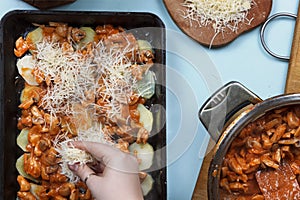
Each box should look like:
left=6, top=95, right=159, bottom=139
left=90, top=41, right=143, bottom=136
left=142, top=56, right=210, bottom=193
left=0, top=10, right=166, bottom=200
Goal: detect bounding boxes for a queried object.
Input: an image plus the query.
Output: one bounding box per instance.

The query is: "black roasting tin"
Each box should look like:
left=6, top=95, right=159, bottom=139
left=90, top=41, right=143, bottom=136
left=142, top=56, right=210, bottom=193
left=0, top=10, right=166, bottom=200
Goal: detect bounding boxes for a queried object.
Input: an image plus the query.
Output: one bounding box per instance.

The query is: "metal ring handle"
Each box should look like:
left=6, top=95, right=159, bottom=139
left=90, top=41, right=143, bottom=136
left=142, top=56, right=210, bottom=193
left=260, top=12, right=297, bottom=61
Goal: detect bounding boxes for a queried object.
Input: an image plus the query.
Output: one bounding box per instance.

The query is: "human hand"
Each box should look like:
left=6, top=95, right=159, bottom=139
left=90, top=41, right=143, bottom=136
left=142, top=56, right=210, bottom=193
left=68, top=141, right=144, bottom=200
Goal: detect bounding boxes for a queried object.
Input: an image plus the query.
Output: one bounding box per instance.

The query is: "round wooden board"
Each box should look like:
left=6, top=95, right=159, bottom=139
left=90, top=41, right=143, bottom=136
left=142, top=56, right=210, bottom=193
left=163, top=0, right=272, bottom=47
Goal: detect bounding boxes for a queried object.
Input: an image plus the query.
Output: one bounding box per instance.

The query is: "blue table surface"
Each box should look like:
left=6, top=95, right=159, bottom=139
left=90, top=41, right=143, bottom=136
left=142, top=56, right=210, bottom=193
left=1, top=0, right=299, bottom=199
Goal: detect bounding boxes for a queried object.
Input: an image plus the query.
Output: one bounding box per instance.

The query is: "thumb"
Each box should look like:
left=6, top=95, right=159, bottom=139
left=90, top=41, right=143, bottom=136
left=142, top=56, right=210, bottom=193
left=68, top=163, right=98, bottom=185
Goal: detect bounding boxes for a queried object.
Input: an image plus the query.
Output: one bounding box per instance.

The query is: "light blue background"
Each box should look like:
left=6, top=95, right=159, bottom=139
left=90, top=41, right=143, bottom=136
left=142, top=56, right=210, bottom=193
left=1, top=0, right=299, bottom=199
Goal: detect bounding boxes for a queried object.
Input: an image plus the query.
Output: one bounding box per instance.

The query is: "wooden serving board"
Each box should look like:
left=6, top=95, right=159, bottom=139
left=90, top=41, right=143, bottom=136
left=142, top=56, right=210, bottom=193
left=191, top=140, right=214, bottom=199
left=163, top=0, right=272, bottom=47
left=22, top=0, right=76, bottom=9
left=285, top=3, right=300, bottom=93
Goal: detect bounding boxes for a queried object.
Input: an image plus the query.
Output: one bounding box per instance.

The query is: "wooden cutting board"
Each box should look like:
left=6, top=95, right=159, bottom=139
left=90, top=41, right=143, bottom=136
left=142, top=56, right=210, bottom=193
left=22, top=0, right=76, bottom=9
left=192, top=2, right=300, bottom=199
left=285, top=3, right=300, bottom=93
left=191, top=139, right=214, bottom=199
left=163, top=0, right=272, bottom=47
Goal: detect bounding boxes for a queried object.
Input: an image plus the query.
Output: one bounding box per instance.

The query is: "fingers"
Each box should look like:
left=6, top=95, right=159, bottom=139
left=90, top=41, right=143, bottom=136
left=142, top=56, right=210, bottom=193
left=71, top=141, right=120, bottom=164
left=71, top=141, right=139, bottom=174
left=68, top=163, right=100, bottom=185
left=88, top=161, right=105, bottom=173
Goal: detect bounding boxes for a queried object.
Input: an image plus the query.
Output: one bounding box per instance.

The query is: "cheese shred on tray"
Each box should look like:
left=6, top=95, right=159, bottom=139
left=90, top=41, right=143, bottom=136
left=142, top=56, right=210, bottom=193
left=15, top=23, right=156, bottom=199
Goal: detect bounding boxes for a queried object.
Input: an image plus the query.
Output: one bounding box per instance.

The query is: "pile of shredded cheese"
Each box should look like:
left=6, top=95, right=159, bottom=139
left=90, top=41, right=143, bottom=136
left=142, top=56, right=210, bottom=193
left=35, top=40, right=137, bottom=121
left=182, top=0, right=254, bottom=41
left=35, top=41, right=97, bottom=117
left=93, top=42, right=137, bottom=120
left=54, top=122, right=113, bottom=183
left=56, top=141, right=94, bottom=183
left=32, top=39, right=137, bottom=182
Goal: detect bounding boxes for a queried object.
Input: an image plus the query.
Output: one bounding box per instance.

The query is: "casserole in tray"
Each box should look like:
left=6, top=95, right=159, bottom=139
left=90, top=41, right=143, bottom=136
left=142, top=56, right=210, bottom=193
left=0, top=10, right=166, bottom=200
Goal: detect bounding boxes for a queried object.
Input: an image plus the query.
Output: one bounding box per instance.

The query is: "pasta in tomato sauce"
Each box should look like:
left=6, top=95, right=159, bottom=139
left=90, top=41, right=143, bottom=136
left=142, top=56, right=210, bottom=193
left=220, top=105, right=300, bottom=200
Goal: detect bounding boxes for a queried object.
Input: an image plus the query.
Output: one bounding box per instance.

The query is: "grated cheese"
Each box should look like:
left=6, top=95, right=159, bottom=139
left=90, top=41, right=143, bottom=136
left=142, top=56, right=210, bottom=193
left=32, top=39, right=137, bottom=182
left=33, top=39, right=137, bottom=123
left=93, top=42, right=137, bottom=121
left=54, top=123, right=114, bottom=183
left=56, top=140, right=94, bottom=183
left=182, top=0, right=254, bottom=44
left=34, top=41, right=97, bottom=117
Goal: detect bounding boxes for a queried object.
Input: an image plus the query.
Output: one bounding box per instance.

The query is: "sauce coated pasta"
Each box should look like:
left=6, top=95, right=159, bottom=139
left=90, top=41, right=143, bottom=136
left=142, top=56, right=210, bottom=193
left=220, top=105, right=300, bottom=200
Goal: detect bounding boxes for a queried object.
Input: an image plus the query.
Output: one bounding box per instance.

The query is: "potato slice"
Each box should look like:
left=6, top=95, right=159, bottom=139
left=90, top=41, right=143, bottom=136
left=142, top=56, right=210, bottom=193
left=20, top=85, right=42, bottom=103
left=26, top=27, right=43, bottom=47
left=16, top=155, right=39, bottom=183
left=30, top=183, right=45, bottom=199
left=77, top=27, right=96, bottom=49
left=17, top=55, right=39, bottom=86
left=129, top=142, right=154, bottom=171
left=17, top=128, right=30, bottom=152
left=137, top=104, right=153, bottom=132
left=137, top=40, right=153, bottom=52
left=141, top=174, right=154, bottom=196
left=136, top=70, right=155, bottom=99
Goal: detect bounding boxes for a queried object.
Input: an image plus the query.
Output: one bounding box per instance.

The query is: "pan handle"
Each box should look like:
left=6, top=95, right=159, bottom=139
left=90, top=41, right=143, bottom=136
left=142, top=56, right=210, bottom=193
left=260, top=12, right=297, bottom=61
left=198, top=81, right=262, bottom=141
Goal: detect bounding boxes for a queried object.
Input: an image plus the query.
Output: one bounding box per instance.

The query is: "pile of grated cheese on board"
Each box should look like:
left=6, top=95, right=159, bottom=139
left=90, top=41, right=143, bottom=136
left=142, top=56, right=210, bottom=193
left=182, top=0, right=254, bottom=43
